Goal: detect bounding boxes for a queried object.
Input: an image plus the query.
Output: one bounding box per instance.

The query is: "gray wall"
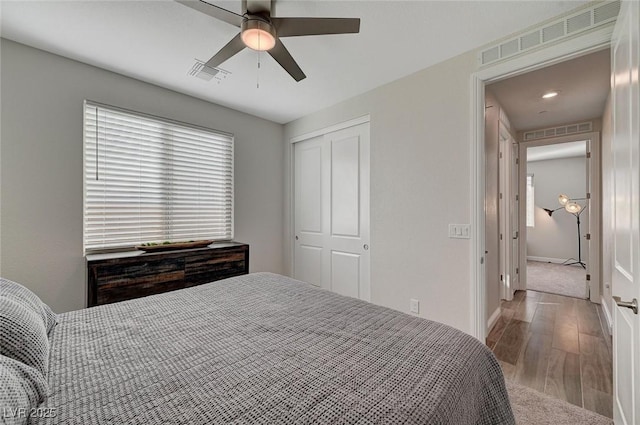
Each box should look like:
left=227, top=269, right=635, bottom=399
left=0, top=39, right=285, bottom=313
left=526, top=155, right=589, bottom=262
left=284, top=51, right=477, bottom=333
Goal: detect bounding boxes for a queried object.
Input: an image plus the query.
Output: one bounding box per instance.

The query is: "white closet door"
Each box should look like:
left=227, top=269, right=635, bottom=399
left=294, top=122, right=370, bottom=301
left=294, top=135, right=328, bottom=289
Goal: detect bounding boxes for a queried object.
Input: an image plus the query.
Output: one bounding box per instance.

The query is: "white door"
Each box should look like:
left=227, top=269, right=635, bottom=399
left=611, top=1, right=639, bottom=423
left=586, top=138, right=594, bottom=300
left=293, top=122, right=370, bottom=301
left=498, top=122, right=515, bottom=300
left=510, top=142, right=520, bottom=290
left=294, top=135, right=327, bottom=289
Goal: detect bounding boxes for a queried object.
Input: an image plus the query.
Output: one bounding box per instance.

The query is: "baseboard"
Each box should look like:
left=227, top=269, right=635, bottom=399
left=487, top=307, right=501, bottom=334
left=527, top=256, right=568, bottom=264
left=600, top=295, right=613, bottom=335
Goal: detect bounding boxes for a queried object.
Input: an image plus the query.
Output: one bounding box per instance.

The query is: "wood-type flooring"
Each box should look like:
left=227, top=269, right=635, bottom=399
left=487, top=290, right=613, bottom=418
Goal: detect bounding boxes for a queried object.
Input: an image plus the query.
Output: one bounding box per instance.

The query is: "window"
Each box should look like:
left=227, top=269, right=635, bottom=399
left=84, top=101, right=233, bottom=252
left=526, top=174, right=535, bottom=227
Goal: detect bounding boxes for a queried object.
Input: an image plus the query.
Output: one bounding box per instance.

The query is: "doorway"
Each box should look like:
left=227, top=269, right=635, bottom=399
left=479, top=46, right=611, bottom=417
left=482, top=48, right=609, bottom=330
left=475, top=2, right=639, bottom=421
left=524, top=140, right=589, bottom=299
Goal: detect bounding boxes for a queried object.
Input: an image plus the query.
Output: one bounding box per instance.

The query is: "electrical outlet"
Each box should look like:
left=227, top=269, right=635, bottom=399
left=410, top=299, right=420, bottom=315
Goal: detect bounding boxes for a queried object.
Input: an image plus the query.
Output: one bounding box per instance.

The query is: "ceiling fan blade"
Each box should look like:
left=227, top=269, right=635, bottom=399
left=268, top=39, right=306, bottom=82
left=176, top=0, right=243, bottom=27
left=205, top=33, right=246, bottom=69
left=272, top=17, right=360, bottom=37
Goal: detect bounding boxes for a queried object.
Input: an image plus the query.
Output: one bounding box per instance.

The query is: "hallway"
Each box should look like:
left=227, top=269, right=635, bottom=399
left=487, top=290, right=612, bottom=418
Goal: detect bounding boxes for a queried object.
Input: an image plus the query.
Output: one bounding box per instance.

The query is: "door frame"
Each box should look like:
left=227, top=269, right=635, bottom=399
left=288, top=114, right=371, bottom=284
left=470, top=26, right=614, bottom=340
left=518, top=132, right=601, bottom=302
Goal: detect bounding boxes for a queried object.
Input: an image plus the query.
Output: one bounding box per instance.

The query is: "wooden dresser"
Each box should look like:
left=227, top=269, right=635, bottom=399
left=86, top=242, right=249, bottom=307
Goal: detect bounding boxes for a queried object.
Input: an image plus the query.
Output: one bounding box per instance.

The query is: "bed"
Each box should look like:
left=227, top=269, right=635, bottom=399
left=1, top=273, right=515, bottom=424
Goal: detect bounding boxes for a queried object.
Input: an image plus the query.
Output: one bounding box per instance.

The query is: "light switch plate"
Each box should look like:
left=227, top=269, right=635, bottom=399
left=449, top=224, right=471, bottom=239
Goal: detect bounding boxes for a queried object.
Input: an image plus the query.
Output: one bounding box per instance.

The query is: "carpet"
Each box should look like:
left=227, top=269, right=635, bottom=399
left=507, top=381, right=612, bottom=425
left=526, top=260, right=587, bottom=299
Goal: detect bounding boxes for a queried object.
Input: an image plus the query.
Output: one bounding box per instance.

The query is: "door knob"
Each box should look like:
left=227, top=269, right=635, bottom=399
left=295, top=236, right=299, bottom=240
left=363, top=244, right=369, bottom=251
left=613, top=296, right=638, bottom=314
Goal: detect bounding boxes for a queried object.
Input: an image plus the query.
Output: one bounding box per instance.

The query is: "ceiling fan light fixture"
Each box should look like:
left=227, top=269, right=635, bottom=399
left=241, top=18, right=276, bottom=51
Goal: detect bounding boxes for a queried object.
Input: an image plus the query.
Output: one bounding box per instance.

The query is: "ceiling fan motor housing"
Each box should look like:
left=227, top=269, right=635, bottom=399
left=241, top=16, right=277, bottom=51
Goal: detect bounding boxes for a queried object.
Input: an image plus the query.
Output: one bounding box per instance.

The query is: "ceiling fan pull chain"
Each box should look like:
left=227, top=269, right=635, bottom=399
left=256, top=32, right=261, bottom=89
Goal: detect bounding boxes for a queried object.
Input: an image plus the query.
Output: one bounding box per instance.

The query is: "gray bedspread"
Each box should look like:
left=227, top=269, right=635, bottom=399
left=39, top=273, right=514, bottom=424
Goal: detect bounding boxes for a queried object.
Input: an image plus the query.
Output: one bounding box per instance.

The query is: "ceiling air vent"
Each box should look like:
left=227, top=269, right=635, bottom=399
left=523, top=122, right=593, bottom=141
left=188, top=60, right=231, bottom=83
left=479, top=1, right=620, bottom=66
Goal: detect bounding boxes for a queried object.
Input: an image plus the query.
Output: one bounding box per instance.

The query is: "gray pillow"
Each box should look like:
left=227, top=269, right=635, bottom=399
left=0, top=355, right=48, bottom=425
left=0, top=278, right=57, bottom=335
left=0, top=297, right=50, bottom=378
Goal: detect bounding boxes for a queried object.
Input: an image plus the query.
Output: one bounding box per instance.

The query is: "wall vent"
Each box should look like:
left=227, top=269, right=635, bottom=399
left=523, top=121, right=593, bottom=141
left=482, top=46, right=500, bottom=65
left=479, top=1, right=620, bottom=66
left=188, top=60, right=231, bottom=83
left=567, top=11, right=592, bottom=34
left=594, top=1, right=620, bottom=24
left=500, top=39, right=519, bottom=58
left=542, top=21, right=565, bottom=43
left=520, top=31, right=541, bottom=50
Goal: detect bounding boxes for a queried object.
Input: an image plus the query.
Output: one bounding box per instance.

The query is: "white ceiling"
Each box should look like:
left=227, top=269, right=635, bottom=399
left=527, top=140, right=586, bottom=162
left=1, top=1, right=589, bottom=124
left=487, top=48, right=610, bottom=131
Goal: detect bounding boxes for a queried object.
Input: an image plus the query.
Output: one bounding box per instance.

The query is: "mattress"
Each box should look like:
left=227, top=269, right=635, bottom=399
left=39, top=273, right=514, bottom=424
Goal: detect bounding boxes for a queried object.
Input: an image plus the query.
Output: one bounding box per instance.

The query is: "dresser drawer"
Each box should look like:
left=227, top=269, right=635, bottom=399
left=87, top=243, right=249, bottom=306
left=185, top=247, right=248, bottom=285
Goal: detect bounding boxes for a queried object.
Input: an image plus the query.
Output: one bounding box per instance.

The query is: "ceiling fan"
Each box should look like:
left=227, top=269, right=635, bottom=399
left=176, top=0, right=360, bottom=82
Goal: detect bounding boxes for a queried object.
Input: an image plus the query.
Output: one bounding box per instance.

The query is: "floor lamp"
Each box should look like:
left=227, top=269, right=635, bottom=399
left=543, top=194, right=588, bottom=269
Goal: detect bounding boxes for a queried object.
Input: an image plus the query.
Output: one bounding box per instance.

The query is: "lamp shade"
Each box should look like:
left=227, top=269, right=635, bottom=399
left=565, top=201, right=582, bottom=214
left=241, top=19, right=277, bottom=51
left=558, top=194, right=570, bottom=206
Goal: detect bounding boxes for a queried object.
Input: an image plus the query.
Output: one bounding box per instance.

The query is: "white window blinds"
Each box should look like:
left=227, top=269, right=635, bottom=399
left=84, top=101, right=233, bottom=252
